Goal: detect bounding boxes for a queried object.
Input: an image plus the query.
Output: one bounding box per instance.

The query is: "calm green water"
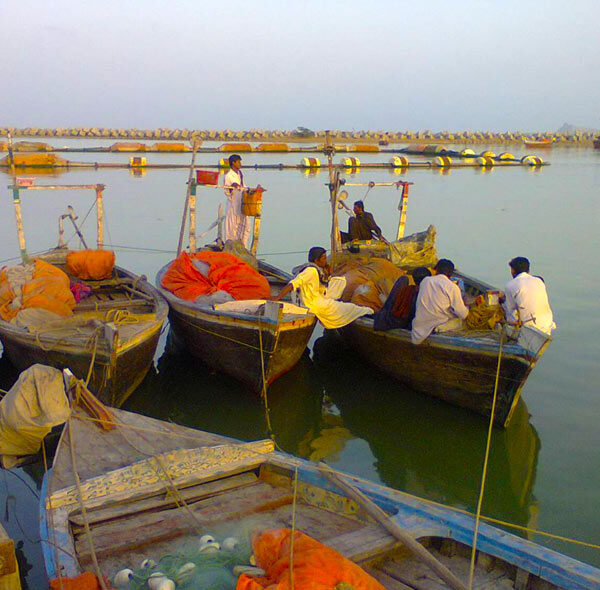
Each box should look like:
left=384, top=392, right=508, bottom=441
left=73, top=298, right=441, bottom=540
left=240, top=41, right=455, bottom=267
left=1, top=142, right=599, bottom=586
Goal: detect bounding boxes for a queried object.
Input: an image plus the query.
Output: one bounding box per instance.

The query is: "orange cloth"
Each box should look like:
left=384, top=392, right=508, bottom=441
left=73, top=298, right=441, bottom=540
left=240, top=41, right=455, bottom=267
left=0, top=260, right=75, bottom=321
left=236, top=529, right=385, bottom=590
left=66, top=250, right=115, bottom=280
left=161, top=251, right=270, bottom=301
left=0, top=269, right=17, bottom=321
left=50, top=572, right=112, bottom=590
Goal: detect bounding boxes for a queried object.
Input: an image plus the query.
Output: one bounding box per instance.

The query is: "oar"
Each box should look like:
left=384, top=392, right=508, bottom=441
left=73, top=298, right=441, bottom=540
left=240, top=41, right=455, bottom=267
left=320, top=465, right=468, bottom=590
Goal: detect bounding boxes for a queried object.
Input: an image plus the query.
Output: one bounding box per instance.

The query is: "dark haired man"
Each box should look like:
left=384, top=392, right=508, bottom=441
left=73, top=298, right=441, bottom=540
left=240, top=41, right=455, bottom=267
left=223, top=154, right=250, bottom=247
left=347, top=200, right=385, bottom=242
left=501, top=257, right=555, bottom=334
left=411, top=258, right=469, bottom=344
left=374, top=266, right=431, bottom=331
left=273, top=247, right=372, bottom=328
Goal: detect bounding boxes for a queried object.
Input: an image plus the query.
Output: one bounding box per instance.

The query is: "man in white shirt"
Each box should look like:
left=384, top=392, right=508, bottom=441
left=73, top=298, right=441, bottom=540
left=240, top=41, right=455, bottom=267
left=500, top=256, right=555, bottom=335
left=411, top=259, right=469, bottom=344
left=223, top=154, right=251, bottom=248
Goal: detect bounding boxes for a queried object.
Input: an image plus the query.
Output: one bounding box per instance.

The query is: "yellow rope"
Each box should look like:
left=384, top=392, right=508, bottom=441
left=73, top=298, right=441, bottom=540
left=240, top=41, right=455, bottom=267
left=66, top=413, right=600, bottom=552
left=468, top=330, right=504, bottom=589
left=257, top=319, right=280, bottom=450
left=289, top=467, right=299, bottom=590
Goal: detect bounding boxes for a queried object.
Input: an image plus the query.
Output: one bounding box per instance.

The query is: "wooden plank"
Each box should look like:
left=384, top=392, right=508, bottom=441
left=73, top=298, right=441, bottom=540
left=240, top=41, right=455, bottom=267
left=75, top=482, right=292, bottom=563
left=69, top=471, right=258, bottom=528
left=49, top=439, right=274, bottom=510
left=327, top=524, right=403, bottom=563
left=363, top=566, right=415, bottom=590
left=381, top=558, right=449, bottom=590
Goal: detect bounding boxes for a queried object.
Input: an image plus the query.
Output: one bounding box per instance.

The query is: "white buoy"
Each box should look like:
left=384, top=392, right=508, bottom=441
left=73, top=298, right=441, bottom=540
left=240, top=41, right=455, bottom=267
left=199, top=534, right=220, bottom=552
left=141, top=558, right=156, bottom=569
left=222, top=536, right=240, bottom=551
left=113, top=568, right=134, bottom=588
left=147, top=572, right=175, bottom=590
left=175, top=562, right=197, bottom=585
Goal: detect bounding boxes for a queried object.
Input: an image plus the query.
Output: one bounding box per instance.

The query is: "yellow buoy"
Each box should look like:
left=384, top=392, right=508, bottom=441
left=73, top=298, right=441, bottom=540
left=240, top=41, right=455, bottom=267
left=390, top=156, right=409, bottom=168
left=301, top=157, right=321, bottom=168
left=433, top=155, right=452, bottom=167
left=498, top=152, right=515, bottom=160
left=480, top=150, right=496, bottom=158
left=460, top=148, right=475, bottom=157
left=521, top=155, right=543, bottom=166
left=342, top=157, right=360, bottom=167
left=257, top=143, right=290, bottom=152
left=350, top=144, right=379, bottom=152
left=475, top=156, right=495, bottom=167
left=129, top=156, right=147, bottom=167
left=219, top=143, right=252, bottom=152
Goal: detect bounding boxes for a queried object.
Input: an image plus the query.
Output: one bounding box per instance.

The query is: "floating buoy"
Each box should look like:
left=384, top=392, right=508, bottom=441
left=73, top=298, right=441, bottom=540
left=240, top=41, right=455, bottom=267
left=218, top=158, right=230, bottom=168
left=460, top=148, right=475, bottom=157
left=222, top=536, right=240, bottom=551
left=498, top=152, right=515, bottom=160
left=219, top=143, right=252, bottom=152
left=141, top=558, right=156, bottom=569
left=342, top=157, right=360, bottom=167
left=301, top=157, right=321, bottom=168
left=113, top=568, right=134, bottom=588
left=350, top=144, right=379, bottom=152
left=433, top=155, right=452, bottom=167
left=256, top=143, right=290, bottom=151
left=129, top=156, right=146, bottom=167
left=480, top=150, right=496, bottom=158
left=475, top=156, right=495, bottom=167
left=521, top=155, right=543, bottom=166
left=390, top=156, right=408, bottom=168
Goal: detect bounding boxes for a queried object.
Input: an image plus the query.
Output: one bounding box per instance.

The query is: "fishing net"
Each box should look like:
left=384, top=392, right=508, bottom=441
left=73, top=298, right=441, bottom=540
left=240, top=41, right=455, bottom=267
left=388, top=224, right=438, bottom=269
left=465, top=299, right=505, bottom=331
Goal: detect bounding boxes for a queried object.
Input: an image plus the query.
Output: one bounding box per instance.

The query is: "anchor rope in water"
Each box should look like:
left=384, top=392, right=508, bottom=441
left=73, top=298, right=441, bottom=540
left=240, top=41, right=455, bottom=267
left=468, top=329, right=504, bottom=589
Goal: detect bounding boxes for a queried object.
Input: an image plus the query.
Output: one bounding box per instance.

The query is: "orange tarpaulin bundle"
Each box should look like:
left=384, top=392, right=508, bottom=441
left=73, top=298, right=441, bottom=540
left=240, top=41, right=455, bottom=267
left=0, top=260, right=75, bottom=321
left=237, top=529, right=385, bottom=590
left=66, top=250, right=115, bottom=280
left=161, top=251, right=270, bottom=301
left=50, top=572, right=112, bottom=590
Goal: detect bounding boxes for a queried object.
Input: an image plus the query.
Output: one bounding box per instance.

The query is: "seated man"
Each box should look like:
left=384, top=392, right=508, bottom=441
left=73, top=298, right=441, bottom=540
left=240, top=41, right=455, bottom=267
left=411, top=259, right=469, bottom=344
left=347, top=201, right=385, bottom=242
left=373, top=266, right=431, bottom=331
left=273, top=246, right=373, bottom=329
left=500, top=256, right=555, bottom=335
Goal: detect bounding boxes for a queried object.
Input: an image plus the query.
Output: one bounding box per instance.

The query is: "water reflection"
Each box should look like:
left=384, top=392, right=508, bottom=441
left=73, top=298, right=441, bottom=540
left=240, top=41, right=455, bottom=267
left=311, top=332, right=541, bottom=531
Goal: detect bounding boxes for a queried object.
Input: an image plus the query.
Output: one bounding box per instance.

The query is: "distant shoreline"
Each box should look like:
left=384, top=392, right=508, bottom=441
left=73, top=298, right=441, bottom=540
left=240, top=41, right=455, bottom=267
left=0, top=127, right=597, bottom=146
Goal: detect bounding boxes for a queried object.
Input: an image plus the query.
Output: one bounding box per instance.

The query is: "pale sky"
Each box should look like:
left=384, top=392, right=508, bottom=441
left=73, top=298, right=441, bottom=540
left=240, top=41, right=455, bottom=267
left=1, top=0, right=598, bottom=131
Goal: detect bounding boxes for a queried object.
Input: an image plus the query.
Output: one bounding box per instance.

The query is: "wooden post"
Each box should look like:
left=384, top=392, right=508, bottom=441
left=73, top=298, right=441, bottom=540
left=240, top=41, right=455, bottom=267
left=95, top=185, right=104, bottom=249
left=250, top=209, right=262, bottom=257
left=396, top=183, right=410, bottom=240
left=217, top=203, right=224, bottom=242
left=11, top=187, right=28, bottom=263
left=325, top=131, right=342, bottom=264
left=177, top=142, right=199, bottom=256
left=189, top=182, right=197, bottom=253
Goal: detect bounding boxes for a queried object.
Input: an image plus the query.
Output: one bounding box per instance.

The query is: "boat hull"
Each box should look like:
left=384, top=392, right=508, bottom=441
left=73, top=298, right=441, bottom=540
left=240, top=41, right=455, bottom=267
left=167, top=304, right=316, bottom=391
left=339, top=319, right=542, bottom=426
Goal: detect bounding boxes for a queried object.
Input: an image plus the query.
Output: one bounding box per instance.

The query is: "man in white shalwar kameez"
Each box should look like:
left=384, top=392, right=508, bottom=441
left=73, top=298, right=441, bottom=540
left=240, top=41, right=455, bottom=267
left=223, top=154, right=251, bottom=248
left=411, top=258, right=469, bottom=344
left=501, top=256, right=555, bottom=335
left=274, top=247, right=373, bottom=329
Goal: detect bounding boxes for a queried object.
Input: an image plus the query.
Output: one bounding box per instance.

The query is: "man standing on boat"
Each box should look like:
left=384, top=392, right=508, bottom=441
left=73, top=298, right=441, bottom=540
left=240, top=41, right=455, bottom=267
left=411, top=259, right=469, bottom=344
left=223, top=154, right=251, bottom=248
left=500, top=257, right=555, bottom=335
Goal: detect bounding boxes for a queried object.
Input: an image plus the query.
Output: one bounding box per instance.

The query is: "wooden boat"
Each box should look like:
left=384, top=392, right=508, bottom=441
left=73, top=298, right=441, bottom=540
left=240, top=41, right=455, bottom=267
left=156, top=259, right=316, bottom=391
left=522, top=138, right=553, bottom=148
left=339, top=271, right=551, bottom=427
left=0, top=181, right=167, bottom=407
left=321, top=150, right=552, bottom=426
left=156, top=170, right=316, bottom=391
left=40, top=408, right=600, bottom=589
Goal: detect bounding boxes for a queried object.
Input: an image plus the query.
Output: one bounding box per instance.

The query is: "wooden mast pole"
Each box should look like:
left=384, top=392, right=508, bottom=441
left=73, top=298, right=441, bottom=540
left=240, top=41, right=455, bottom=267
left=177, top=140, right=199, bottom=257
left=95, top=184, right=105, bottom=249
left=189, top=182, right=197, bottom=253
left=396, top=182, right=410, bottom=240
left=325, top=130, right=341, bottom=264
left=7, top=134, right=28, bottom=263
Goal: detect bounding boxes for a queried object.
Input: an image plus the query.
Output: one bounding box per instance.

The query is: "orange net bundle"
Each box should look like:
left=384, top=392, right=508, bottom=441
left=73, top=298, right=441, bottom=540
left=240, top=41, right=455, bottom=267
left=66, top=250, right=115, bottom=280
left=0, top=259, right=75, bottom=321
left=237, top=529, right=384, bottom=590
left=161, top=251, right=270, bottom=301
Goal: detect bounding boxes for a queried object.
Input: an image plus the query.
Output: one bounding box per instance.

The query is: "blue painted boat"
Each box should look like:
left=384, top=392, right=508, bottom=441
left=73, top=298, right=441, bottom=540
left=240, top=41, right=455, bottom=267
left=40, top=408, right=599, bottom=589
